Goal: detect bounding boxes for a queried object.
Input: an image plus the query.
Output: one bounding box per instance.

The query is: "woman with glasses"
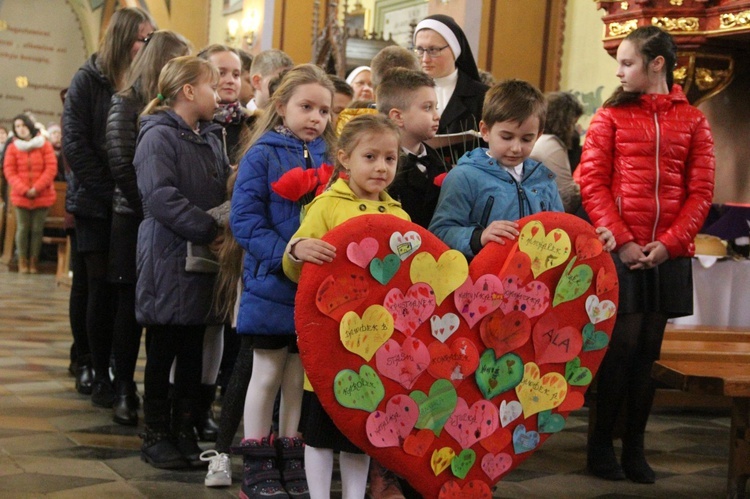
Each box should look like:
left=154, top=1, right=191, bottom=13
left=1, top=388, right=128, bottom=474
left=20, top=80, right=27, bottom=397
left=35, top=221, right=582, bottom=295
left=413, top=14, right=488, bottom=165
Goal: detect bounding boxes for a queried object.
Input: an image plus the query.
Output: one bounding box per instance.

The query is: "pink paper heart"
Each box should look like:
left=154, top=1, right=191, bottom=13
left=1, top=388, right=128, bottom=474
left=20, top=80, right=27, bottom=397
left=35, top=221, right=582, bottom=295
left=384, top=283, right=436, bottom=337
left=481, top=452, right=512, bottom=480
left=454, top=274, right=504, bottom=328
left=444, top=397, right=499, bottom=449
left=499, top=275, right=550, bottom=318
left=532, top=312, right=582, bottom=365
left=375, top=338, right=430, bottom=389
left=366, top=394, right=419, bottom=448
left=347, top=237, right=379, bottom=268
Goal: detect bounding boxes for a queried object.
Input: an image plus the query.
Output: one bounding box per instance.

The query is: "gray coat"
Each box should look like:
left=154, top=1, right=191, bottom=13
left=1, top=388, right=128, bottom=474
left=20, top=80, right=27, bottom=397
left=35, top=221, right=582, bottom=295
left=134, top=110, right=229, bottom=326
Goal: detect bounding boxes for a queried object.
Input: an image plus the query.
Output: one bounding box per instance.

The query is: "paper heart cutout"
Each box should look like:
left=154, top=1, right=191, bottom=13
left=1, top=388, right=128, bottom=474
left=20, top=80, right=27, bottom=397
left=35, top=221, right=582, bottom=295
left=334, top=365, right=385, bottom=411
left=552, top=256, right=593, bottom=307
left=499, top=399, right=523, bottom=428
left=451, top=448, right=476, bottom=479
left=538, top=409, right=566, bottom=433
left=518, top=221, right=571, bottom=278
left=383, top=283, right=436, bottom=337
left=316, top=273, right=369, bottom=321
left=499, top=275, right=550, bottom=318
left=375, top=338, right=430, bottom=389
left=410, top=250, right=468, bottom=305
left=371, top=254, right=401, bottom=285
left=481, top=452, right=512, bottom=480
left=596, top=267, right=618, bottom=295
left=582, top=323, right=609, bottom=351
left=340, top=305, right=394, bottom=361
left=454, top=274, right=504, bottom=328
left=297, top=214, right=618, bottom=498
left=475, top=350, right=523, bottom=400
left=438, top=480, right=493, bottom=499
left=366, top=394, right=419, bottom=447
left=410, top=379, right=458, bottom=436
left=585, top=295, right=616, bottom=324
left=427, top=338, right=479, bottom=386
left=347, top=237, right=379, bottom=268
left=390, top=231, right=422, bottom=260
left=430, top=313, right=460, bottom=343
left=565, top=357, right=593, bottom=386
left=480, top=310, right=531, bottom=358
left=445, top=398, right=499, bottom=449
left=515, top=362, right=567, bottom=418
left=575, top=234, right=603, bottom=261
left=532, top=312, right=582, bottom=365
left=431, top=447, right=455, bottom=476
left=512, top=424, right=540, bottom=454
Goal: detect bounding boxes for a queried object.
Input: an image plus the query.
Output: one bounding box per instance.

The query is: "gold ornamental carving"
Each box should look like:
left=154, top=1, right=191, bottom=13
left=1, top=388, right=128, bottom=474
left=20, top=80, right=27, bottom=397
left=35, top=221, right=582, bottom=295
left=651, top=16, right=700, bottom=32
left=720, top=11, right=750, bottom=29
left=608, top=19, right=638, bottom=37
left=673, top=66, right=688, bottom=86
left=694, top=67, right=731, bottom=91
left=669, top=0, right=683, bottom=5
left=620, top=2, right=629, bottom=10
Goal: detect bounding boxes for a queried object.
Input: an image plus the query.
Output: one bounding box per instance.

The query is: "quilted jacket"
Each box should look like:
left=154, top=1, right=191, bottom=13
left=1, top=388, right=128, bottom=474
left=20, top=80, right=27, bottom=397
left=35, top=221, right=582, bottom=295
left=3, top=136, right=58, bottom=209
left=579, top=85, right=715, bottom=258
left=106, top=92, right=143, bottom=218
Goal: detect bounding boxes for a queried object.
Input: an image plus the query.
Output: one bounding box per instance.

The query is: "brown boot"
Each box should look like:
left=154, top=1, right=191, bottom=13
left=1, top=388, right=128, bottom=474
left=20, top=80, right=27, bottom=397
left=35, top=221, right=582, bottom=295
left=368, top=459, right=405, bottom=499
left=18, top=258, right=29, bottom=273
left=29, top=257, right=39, bottom=274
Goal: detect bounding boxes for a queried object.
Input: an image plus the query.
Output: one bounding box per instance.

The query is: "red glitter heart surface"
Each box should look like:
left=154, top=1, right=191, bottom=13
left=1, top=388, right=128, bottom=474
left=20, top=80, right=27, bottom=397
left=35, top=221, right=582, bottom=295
left=296, top=214, right=618, bottom=498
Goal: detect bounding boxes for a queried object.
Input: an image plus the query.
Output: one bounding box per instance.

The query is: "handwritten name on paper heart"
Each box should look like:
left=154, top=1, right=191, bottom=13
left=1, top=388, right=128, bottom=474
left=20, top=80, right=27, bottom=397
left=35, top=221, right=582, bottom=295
left=475, top=351, right=524, bottom=400
left=585, top=295, right=616, bottom=324
left=370, top=254, right=401, bottom=285
left=512, top=424, right=540, bottom=453
left=515, top=362, right=568, bottom=418
left=553, top=256, right=593, bottom=306
left=340, top=305, right=394, bottom=361
left=383, top=283, right=436, bottom=337
left=427, top=338, right=479, bottom=386
left=390, top=231, right=422, bottom=260
left=366, top=394, right=419, bottom=447
left=430, top=313, right=460, bottom=343
left=480, top=310, right=531, bottom=358
left=582, top=323, right=609, bottom=351
left=333, top=365, right=385, bottom=411
left=481, top=452, right=512, bottom=480
left=565, top=357, right=593, bottom=386
left=499, top=399, right=522, bottom=428
left=316, top=273, right=369, bottom=321
left=347, top=237, right=379, bottom=268
left=518, top=221, right=571, bottom=278
left=410, top=250, right=468, bottom=305
left=445, top=398, right=499, bottom=449
left=454, top=275, right=504, bottom=328
left=538, top=410, right=565, bottom=433
left=375, top=338, right=430, bottom=389
left=410, top=379, right=458, bottom=436
left=499, top=276, right=550, bottom=318
left=532, top=312, right=582, bottom=365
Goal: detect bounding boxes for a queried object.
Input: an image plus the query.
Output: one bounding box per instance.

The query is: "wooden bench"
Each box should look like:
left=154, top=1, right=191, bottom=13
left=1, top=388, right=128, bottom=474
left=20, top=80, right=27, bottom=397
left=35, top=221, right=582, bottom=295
left=653, top=324, right=750, bottom=497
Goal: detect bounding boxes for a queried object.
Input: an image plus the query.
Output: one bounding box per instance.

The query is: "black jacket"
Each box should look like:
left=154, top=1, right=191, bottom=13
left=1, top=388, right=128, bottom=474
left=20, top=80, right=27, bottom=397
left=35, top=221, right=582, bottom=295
left=106, top=92, right=143, bottom=218
left=389, top=143, right=448, bottom=229
left=436, top=70, right=488, bottom=166
left=62, top=54, right=116, bottom=219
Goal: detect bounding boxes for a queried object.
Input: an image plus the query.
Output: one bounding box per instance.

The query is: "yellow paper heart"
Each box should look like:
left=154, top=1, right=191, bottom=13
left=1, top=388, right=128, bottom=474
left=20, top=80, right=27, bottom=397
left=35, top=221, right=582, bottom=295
left=410, top=250, right=469, bottom=305
left=518, top=221, right=571, bottom=278
left=430, top=446, right=456, bottom=476
left=514, top=362, right=568, bottom=418
left=340, top=305, right=394, bottom=361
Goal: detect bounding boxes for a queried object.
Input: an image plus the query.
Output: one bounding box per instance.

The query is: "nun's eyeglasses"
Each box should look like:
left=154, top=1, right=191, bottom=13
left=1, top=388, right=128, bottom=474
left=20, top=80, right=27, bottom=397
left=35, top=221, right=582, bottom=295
left=413, top=45, right=449, bottom=58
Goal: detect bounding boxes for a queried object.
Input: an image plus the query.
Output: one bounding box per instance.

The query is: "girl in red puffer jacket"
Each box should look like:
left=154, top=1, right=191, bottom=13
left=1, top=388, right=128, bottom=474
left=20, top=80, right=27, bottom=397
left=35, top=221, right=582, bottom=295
left=3, top=114, right=58, bottom=273
left=579, top=26, right=715, bottom=484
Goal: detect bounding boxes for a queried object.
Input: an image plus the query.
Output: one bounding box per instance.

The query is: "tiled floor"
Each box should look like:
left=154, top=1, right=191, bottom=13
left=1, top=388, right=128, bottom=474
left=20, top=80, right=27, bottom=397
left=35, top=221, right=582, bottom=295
left=0, top=268, right=733, bottom=498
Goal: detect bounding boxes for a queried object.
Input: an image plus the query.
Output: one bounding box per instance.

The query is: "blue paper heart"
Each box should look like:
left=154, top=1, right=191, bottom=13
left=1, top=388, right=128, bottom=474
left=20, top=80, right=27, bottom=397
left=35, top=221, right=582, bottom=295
left=512, top=424, right=540, bottom=454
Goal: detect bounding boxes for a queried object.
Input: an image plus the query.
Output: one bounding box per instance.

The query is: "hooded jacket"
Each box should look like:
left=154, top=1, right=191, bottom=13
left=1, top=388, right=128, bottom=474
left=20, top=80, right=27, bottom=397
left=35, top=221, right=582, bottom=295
left=430, top=148, right=563, bottom=258
left=3, top=135, right=58, bottom=210
left=134, top=110, right=229, bottom=326
left=579, top=85, right=715, bottom=257
left=230, top=128, right=330, bottom=336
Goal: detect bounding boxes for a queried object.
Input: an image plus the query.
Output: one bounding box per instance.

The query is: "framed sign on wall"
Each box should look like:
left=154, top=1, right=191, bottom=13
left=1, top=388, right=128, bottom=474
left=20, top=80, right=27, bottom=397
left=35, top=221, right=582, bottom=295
left=374, top=0, right=428, bottom=47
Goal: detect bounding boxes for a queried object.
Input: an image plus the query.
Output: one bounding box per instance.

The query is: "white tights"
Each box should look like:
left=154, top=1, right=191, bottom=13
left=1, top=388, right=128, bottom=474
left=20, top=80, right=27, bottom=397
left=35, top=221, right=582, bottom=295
left=242, top=348, right=304, bottom=438
left=304, top=446, right=370, bottom=499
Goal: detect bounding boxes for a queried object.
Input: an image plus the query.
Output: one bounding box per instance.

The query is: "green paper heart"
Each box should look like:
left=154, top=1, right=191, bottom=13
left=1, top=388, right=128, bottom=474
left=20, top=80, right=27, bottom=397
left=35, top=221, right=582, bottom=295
left=451, top=448, right=476, bottom=479
left=370, top=254, right=401, bottom=285
left=538, top=410, right=566, bottom=433
left=565, top=357, right=592, bottom=386
left=582, top=323, right=609, bottom=351
left=475, top=350, right=524, bottom=400
left=333, top=365, right=385, bottom=412
left=409, top=379, right=457, bottom=436
left=553, top=256, right=593, bottom=307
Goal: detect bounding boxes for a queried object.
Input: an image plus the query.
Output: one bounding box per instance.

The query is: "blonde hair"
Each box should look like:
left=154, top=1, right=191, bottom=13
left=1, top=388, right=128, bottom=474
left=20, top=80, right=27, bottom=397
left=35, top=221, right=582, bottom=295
left=328, top=113, right=401, bottom=186
left=141, top=56, right=219, bottom=116
left=97, top=7, right=155, bottom=88
left=242, top=63, right=336, bottom=154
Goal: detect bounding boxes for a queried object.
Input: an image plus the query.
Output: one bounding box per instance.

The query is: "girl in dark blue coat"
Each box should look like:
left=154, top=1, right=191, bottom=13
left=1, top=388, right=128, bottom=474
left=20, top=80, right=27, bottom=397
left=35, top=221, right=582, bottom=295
left=134, top=56, right=229, bottom=470
left=229, top=64, right=335, bottom=498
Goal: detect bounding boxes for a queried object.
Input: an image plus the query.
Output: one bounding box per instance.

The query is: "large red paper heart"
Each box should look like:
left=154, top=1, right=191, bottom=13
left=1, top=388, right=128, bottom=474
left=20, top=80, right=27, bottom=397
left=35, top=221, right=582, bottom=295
left=296, top=214, right=618, bottom=498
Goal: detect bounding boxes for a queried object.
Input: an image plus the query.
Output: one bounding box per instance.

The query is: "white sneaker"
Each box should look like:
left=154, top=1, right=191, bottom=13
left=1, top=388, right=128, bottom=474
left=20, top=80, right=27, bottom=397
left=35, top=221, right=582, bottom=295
left=200, top=450, right=232, bottom=487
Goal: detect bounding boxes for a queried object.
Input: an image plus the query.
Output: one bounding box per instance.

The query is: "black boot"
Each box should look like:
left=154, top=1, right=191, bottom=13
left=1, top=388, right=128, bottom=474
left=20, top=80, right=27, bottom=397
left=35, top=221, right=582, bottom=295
left=112, top=380, right=139, bottom=426
left=91, top=377, right=115, bottom=408
left=233, top=436, right=289, bottom=498
left=587, top=435, right=625, bottom=481
left=275, top=437, right=309, bottom=499
left=75, top=364, right=93, bottom=395
left=173, top=399, right=205, bottom=468
left=141, top=399, right=189, bottom=469
left=621, top=433, right=655, bottom=483
left=195, top=384, right=219, bottom=442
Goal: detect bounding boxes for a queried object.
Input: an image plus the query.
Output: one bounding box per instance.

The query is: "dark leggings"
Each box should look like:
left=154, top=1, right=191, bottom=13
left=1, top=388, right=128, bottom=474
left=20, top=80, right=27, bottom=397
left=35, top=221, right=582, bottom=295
left=112, top=282, right=142, bottom=385
left=216, top=335, right=253, bottom=453
left=593, top=312, right=669, bottom=440
left=144, top=324, right=205, bottom=404
left=68, top=231, right=90, bottom=365
left=83, top=251, right=115, bottom=382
